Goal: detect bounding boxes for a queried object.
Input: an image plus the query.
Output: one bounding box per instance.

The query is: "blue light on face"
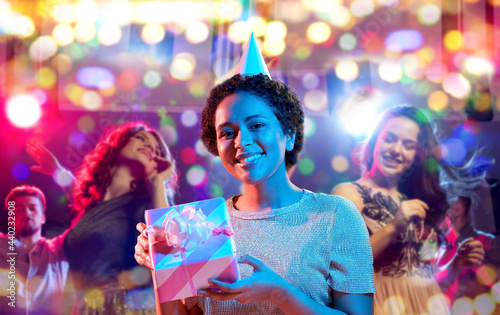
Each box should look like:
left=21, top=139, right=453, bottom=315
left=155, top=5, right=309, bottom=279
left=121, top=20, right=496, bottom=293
left=76, top=67, right=115, bottom=89
left=385, top=30, right=424, bottom=52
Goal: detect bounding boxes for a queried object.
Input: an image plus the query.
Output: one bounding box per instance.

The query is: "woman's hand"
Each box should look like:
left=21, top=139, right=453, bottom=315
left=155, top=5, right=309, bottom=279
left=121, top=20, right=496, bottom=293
left=454, top=237, right=485, bottom=270
left=146, top=156, right=174, bottom=189
left=198, top=254, right=290, bottom=305
left=390, top=199, right=429, bottom=234
left=27, top=142, right=62, bottom=176
left=135, top=222, right=153, bottom=269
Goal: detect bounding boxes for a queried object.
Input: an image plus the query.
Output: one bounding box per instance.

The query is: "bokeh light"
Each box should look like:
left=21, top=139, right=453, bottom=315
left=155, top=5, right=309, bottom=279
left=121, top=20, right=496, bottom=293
left=378, top=61, right=403, bottom=83
left=298, top=158, right=315, bottom=175
left=476, top=264, right=497, bottom=287
left=302, top=73, right=320, bottom=90
left=181, top=147, right=197, bottom=165
left=453, top=297, right=474, bottom=315
left=158, top=125, right=178, bottom=146
left=37, top=67, right=57, bottom=89
left=350, top=0, right=374, bottom=17
left=444, top=30, right=463, bottom=51
left=52, top=54, right=73, bottom=75
left=474, top=294, right=495, bottom=315
left=263, top=39, right=286, bottom=56
left=383, top=295, right=406, bottom=315
left=141, top=23, right=165, bottom=45
left=229, top=21, right=252, bottom=43
left=331, top=155, right=349, bottom=173
left=29, top=36, right=58, bottom=62
left=339, top=33, right=357, bottom=51
left=69, top=131, right=86, bottom=147
left=12, top=163, right=30, bottom=181
left=31, top=89, right=48, bottom=105
left=76, top=0, right=99, bottom=23
left=180, top=110, right=198, bottom=127
left=186, top=21, right=209, bottom=44
left=143, top=70, right=161, bottom=89
left=78, top=67, right=115, bottom=89
left=307, top=22, right=331, bottom=44
left=464, top=57, right=494, bottom=76
left=117, top=69, right=139, bottom=91
left=84, top=288, right=105, bottom=309
left=265, top=21, right=287, bottom=41
left=13, top=16, right=35, bottom=38
left=328, top=5, right=351, bottom=28
left=98, top=23, right=122, bottom=46
left=52, top=3, right=78, bottom=24
left=53, top=24, right=75, bottom=46
left=418, top=4, right=441, bottom=25
left=81, top=91, right=103, bottom=110
left=427, top=91, right=449, bottom=111
left=335, top=59, right=359, bottom=82
left=248, top=17, right=267, bottom=37
left=170, top=53, right=196, bottom=80
left=75, top=21, right=97, bottom=43
left=304, top=116, right=316, bottom=137
left=443, top=73, right=471, bottom=99
left=186, top=165, right=207, bottom=187
left=53, top=168, right=74, bottom=188
left=304, top=90, right=327, bottom=112
left=78, top=116, right=95, bottom=133
left=440, top=138, right=467, bottom=166
left=491, top=281, right=500, bottom=302
left=7, top=95, right=42, bottom=128
left=386, top=30, right=424, bottom=52
left=195, top=139, right=211, bottom=157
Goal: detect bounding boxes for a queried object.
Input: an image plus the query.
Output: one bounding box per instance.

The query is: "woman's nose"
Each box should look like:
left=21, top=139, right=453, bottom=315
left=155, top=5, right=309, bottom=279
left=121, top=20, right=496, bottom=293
left=234, top=129, right=252, bottom=149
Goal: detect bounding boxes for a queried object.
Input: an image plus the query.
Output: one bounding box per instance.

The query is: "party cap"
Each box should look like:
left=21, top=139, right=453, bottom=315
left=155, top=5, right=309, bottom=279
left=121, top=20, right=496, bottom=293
left=234, top=32, right=271, bottom=78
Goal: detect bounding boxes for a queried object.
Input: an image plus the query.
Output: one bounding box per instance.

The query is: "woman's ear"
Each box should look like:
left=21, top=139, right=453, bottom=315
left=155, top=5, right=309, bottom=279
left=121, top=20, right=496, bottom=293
left=286, top=132, right=296, bottom=151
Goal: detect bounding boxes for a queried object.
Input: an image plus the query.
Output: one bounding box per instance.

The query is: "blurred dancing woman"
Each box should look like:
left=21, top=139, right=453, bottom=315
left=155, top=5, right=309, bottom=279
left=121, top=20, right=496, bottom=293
left=135, top=40, right=375, bottom=313
left=63, top=122, right=177, bottom=314
left=333, top=105, right=485, bottom=314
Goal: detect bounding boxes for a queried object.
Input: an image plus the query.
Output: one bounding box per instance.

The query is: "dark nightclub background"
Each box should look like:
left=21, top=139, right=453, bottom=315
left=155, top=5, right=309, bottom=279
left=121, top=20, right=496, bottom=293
left=1, top=0, right=500, bottom=308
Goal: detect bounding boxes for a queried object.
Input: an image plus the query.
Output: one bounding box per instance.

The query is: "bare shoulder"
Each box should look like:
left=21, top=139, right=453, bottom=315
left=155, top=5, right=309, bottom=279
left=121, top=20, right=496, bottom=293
left=331, top=182, right=363, bottom=212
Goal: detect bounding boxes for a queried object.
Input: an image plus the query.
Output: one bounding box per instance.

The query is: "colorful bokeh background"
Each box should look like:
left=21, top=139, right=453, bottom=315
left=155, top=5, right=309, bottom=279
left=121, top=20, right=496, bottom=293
left=1, top=0, right=500, bottom=313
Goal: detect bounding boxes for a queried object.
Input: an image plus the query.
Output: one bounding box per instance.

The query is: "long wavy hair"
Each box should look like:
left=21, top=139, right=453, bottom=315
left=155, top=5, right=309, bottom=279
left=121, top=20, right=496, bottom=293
left=362, top=105, right=485, bottom=235
left=73, top=122, right=178, bottom=212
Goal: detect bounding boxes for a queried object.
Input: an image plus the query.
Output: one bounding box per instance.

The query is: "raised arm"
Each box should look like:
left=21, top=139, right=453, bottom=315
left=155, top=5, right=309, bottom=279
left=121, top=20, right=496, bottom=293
left=27, top=142, right=76, bottom=198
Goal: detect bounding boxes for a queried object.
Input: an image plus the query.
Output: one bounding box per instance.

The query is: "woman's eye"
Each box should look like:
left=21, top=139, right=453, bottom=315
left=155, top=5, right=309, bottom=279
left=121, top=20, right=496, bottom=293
left=221, top=131, right=234, bottom=138
left=250, top=123, right=264, bottom=130
left=136, top=135, right=145, bottom=141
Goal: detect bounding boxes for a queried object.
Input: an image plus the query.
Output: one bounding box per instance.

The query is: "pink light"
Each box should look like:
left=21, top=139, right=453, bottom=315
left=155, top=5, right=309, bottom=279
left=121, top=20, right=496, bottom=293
left=6, top=94, right=42, bottom=128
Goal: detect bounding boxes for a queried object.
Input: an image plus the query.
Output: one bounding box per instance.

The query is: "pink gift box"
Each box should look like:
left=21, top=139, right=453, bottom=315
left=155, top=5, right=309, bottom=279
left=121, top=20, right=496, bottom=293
left=145, top=197, right=240, bottom=302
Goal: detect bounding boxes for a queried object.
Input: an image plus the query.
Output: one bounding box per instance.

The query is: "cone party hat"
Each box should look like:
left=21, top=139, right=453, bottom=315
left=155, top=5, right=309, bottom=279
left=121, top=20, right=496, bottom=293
left=234, top=33, right=271, bottom=78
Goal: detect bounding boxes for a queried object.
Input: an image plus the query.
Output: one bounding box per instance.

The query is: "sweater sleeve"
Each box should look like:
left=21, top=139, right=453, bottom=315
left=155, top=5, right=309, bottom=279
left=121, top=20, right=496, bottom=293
left=327, top=196, right=375, bottom=294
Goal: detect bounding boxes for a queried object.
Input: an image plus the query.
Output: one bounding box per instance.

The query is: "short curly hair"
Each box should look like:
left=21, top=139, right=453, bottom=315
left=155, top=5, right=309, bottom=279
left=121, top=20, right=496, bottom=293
left=201, top=74, right=304, bottom=169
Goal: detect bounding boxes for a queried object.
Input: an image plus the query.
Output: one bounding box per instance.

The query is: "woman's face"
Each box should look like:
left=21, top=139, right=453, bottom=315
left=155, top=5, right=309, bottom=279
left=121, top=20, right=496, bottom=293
left=117, top=130, right=161, bottom=178
left=371, top=116, right=420, bottom=178
left=214, top=92, right=293, bottom=184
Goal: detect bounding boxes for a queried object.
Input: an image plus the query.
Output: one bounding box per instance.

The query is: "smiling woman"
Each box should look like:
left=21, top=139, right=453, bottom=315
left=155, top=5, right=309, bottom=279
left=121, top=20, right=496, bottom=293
left=332, top=105, right=487, bottom=314
left=135, top=73, right=376, bottom=315
left=63, top=122, right=178, bottom=314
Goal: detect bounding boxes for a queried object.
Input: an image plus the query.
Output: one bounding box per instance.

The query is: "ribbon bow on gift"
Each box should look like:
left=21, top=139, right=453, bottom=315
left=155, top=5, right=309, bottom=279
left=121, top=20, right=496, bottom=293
left=147, top=205, right=233, bottom=251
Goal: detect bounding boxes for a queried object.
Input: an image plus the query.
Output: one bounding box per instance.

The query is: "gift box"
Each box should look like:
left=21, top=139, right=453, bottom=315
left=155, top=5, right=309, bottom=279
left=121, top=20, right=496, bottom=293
left=145, top=197, right=240, bottom=302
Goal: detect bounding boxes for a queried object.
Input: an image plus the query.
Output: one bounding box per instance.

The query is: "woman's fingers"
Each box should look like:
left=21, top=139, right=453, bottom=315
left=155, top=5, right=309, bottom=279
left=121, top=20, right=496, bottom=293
left=197, top=290, right=241, bottom=301
left=208, top=279, right=242, bottom=293
left=238, top=254, right=267, bottom=271
left=136, top=222, right=147, bottom=233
